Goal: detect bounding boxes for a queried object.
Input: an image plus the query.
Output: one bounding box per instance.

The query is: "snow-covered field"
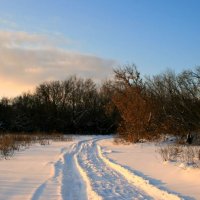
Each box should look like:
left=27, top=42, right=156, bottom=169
left=0, top=135, right=199, bottom=200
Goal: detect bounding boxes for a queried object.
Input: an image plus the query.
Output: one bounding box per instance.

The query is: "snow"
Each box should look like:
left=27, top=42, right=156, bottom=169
left=99, top=138, right=200, bottom=200
left=96, top=144, right=181, bottom=200
left=0, top=135, right=199, bottom=200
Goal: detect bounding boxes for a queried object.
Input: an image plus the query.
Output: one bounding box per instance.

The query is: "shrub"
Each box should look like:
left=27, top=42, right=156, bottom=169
left=0, top=133, right=72, bottom=159
left=158, top=144, right=200, bottom=167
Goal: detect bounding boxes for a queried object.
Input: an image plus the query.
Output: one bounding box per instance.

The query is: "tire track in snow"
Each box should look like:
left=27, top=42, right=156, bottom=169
left=29, top=136, right=186, bottom=200
left=61, top=142, right=88, bottom=200
left=30, top=143, right=85, bottom=200
left=29, top=139, right=100, bottom=200
left=74, top=142, right=102, bottom=200
left=96, top=141, right=183, bottom=200
left=77, top=138, right=153, bottom=200
left=62, top=140, right=102, bottom=200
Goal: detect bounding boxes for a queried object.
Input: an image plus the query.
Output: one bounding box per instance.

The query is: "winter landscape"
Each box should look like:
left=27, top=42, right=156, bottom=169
left=0, top=135, right=200, bottom=200
left=1, top=1, right=200, bottom=200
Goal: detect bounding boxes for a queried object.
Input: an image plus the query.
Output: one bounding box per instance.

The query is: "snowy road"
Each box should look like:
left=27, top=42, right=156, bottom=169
left=28, top=137, right=183, bottom=200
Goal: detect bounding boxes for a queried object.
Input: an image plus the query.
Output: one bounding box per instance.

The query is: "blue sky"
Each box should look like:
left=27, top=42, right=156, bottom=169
left=0, top=0, right=200, bottom=96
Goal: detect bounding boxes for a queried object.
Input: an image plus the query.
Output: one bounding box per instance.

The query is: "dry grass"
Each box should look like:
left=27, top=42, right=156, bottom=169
left=158, top=144, right=200, bottom=167
left=0, top=133, right=73, bottom=159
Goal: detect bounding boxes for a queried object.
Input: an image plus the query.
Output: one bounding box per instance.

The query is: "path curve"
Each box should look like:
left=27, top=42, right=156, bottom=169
left=30, top=137, right=185, bottom=200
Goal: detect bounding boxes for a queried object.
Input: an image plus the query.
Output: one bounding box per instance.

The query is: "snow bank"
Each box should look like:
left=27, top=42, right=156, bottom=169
left=99, top=138, right=199, bottom=199
left=97, top=144, right=182, bottom=200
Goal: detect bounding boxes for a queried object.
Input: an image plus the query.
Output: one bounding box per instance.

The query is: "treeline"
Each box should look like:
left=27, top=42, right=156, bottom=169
left=0, top=76, right=118, bottom=134
left=1, top=65, right=200, bottom=141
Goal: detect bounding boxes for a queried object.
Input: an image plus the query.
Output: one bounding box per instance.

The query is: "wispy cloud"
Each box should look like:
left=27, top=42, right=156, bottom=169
left=0, top=17, right=18, bottom=29
left=0, top=31, right=117, bottom=97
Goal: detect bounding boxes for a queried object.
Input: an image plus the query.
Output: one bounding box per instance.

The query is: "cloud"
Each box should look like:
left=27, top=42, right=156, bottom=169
left=0, top=18, right=18, bottom=29
left=0, top=31, right=117, bottom=97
